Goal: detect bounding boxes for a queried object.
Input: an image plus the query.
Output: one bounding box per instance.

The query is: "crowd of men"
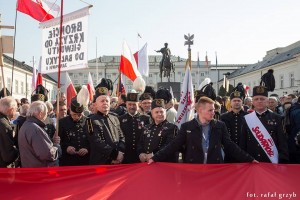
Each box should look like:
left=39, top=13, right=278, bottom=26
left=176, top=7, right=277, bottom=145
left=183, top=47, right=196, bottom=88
left=0, top=76, right=300, bottom=168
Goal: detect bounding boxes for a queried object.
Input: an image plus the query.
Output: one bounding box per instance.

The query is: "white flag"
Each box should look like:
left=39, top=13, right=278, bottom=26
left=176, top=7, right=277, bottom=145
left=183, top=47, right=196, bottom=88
left=169, top=86, right=174, bottom=99
left=31, top=57, right=37, bottom=92
left=87, top=72, right=95, bottom=102
left=175, top=67, right=195, bottom=129
left=134, top=43, right=149, bottom=77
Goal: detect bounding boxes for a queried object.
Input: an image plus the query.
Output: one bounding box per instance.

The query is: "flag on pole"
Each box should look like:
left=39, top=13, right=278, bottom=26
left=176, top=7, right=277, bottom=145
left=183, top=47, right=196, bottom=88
left=120, top=41, right=141, bottom=81
left=134, top=43, right=149, bottom=77
left=36, top=56, right=43, bottom=86
left=64, top=73, right=77, bottom=109
left=87, top=72, right=95, bottom=102
left=31, top=57, right=37, bottom=92
left=205, top=52, right=209, bottom=67
left=17, top=0, right=60, bottom=22
left=175, top=67, right=195, bottom=129
left=117, top=74, right=126, bottom=97
left=169, top=86, right=174, bottom=99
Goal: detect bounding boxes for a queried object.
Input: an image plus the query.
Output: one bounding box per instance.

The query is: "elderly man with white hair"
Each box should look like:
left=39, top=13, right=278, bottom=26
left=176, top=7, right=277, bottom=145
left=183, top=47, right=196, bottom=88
left=18, top=101, right=61, bottom=167
left=0, top=96, right=19, bottom=168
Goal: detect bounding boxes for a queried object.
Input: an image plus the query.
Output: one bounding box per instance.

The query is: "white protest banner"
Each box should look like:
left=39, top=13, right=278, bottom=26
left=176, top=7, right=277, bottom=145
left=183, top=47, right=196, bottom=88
left=39, top=6, right=90, bottom=73
left=175, top=67, right=195, bottom=129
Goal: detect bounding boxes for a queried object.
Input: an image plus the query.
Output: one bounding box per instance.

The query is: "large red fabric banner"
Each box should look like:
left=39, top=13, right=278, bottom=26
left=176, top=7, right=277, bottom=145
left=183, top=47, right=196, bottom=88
left=0, top=163, right=299, bottom=200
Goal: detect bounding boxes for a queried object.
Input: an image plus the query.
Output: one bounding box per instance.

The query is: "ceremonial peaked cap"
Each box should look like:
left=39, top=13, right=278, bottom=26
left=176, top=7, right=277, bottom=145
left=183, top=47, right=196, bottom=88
left=127, top=93, right=139, bottom=102
left=94, top=78, right=111, bottom=101
left=253, top=86, right=268, bottom=97
left=70, top=96, right=84, bottom=113
left=151, top=99, right=165, bottom=109
left=195, top=82, right=216, bottom=102
left=31, top=85, right=48, bottom=102
left=140, top=86, right=156, bottom=101
left=230, top=82, right=245, bottom=100
left=155, top=88, right=172, bottom=104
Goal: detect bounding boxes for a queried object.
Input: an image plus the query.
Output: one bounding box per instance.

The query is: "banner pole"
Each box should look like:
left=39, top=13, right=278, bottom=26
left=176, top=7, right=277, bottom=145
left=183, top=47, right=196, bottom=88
left=55, top=0, right=64, bottom=137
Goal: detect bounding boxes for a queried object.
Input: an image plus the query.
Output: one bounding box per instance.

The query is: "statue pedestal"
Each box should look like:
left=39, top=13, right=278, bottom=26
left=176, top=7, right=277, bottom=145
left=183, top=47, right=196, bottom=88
left=157, top=82, right=181, bottom=102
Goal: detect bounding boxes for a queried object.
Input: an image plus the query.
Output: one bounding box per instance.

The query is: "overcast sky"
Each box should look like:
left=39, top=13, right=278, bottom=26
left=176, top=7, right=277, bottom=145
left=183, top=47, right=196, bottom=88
left=1, top=0, right=300, bottom=67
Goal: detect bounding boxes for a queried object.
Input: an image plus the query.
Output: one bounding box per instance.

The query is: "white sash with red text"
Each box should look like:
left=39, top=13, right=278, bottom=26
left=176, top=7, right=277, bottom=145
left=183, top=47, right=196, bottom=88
left=244, top=112, right=279, bottom=163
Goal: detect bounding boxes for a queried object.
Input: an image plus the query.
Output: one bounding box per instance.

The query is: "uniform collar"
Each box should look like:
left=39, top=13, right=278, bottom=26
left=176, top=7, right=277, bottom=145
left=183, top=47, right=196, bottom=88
left=128, top=112, right=139, bottom=117
left=255, top=109, right=269, bottom=116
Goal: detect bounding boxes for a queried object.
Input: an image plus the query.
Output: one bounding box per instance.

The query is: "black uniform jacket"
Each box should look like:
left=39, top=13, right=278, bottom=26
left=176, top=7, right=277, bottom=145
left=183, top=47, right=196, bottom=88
left=59, top=115, right=90, bottom=166
left=220, top=110, right=248, bottom=146
left=138, top=120, right=178, bottom=162
left=152, top=118, right=254, bottom=164
left=119, top=113, right=150, bottom=163
left=88, top=111, right=125, bottom=165
left=240, top=110, right=289, bottom=163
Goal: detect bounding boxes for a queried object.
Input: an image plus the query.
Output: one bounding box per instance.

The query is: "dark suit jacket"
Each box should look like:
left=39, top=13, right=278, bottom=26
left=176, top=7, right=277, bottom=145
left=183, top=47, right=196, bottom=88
left=153, top=118, right=253, bottom=164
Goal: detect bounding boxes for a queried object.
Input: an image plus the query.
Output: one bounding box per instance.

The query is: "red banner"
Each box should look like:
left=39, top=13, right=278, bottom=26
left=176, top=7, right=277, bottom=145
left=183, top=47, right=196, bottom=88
left=0, top=163, right=299, bottom=200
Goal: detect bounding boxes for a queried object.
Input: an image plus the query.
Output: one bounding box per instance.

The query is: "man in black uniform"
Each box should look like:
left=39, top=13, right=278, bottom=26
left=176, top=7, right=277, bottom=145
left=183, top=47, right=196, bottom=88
left=119, top=93, right=150, bottom=163
left=138, top=99, right=178, bottom=162
left=240, top=86, right=289, bottom=163
left=59, top=97, right=90, bottom=166
left=149, top=97, right=256, bottom=164
left=220, top=90, right=248, bottom=162
left=88, top=81, right=125, bottom=165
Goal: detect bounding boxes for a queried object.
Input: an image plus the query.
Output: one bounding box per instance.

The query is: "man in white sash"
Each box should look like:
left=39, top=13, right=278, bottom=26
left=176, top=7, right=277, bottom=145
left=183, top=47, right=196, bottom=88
left=240, top=85, right=289, bottom=163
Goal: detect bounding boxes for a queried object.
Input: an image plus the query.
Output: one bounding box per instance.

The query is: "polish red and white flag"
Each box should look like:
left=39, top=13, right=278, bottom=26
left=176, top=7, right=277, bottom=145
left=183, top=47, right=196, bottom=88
left=120, top=41, right=141, bottom=81
left=87, top=72, right=95, bottom=102
left=64, top=72, right=77, bottom=109
left=17, top=0, right=60, bottom=22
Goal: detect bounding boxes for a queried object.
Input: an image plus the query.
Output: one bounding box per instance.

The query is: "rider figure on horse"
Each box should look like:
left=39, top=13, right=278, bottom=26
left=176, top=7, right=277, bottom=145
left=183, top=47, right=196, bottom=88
left=156, top=43, right=173, bottom=79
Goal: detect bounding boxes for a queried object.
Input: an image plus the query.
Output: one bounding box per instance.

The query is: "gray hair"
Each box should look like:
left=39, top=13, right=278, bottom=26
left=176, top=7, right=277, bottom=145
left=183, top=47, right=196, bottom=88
left=27, top=101, right=48, bottom=117
left=0, top=96, right=17, bottom=114
left=268, top=96, right=278, bottom=102
left=244, top=97, right=252, bottom=103
left=45, top=101, right=54, bottom=112
left=20, top=104, right=30, bottom=116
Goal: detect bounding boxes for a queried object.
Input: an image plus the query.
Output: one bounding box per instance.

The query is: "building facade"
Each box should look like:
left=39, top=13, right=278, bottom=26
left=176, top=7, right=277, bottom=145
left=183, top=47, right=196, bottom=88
left=219, top=41, right=300, bottom=97
left=58, top=55, right=245, bottom=95
left=2, top=55, right=57, bottom=101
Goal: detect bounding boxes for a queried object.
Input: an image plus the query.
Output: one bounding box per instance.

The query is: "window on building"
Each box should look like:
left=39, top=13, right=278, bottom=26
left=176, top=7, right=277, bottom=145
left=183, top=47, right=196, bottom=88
left=280, top=75, right=284, bottom=88
left=83, top=74, right=88, bottom=78
left=107, top=74, right=111, bottom=79
left=15, top=80, right=19, bottom=94
left=290, top=73, right=295, bottom=87
left=74, top=74, right=78, bottom=78
left=83, top=80, right=88, bottom=84
left=74, top=80, right=79, bottom=84
left=93, top=81, right=97, bottom=85
left=20, top=82, right=24, bottom=94
left=149, top=74, right=153, bottom=77
left=201, top=72, right=205, bottom=76
left=192, top=73, right=195, bottom=77
left=69, top=73, right=73, bottom=76
left=7, top=78, right=11, bottom=92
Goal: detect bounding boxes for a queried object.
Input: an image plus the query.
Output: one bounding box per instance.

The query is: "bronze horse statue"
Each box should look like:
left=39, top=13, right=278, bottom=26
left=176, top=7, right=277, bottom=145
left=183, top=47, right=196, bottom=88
left=156, top=43, right=174, bottom=82
left=160, top=54, right=174, bottom=82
